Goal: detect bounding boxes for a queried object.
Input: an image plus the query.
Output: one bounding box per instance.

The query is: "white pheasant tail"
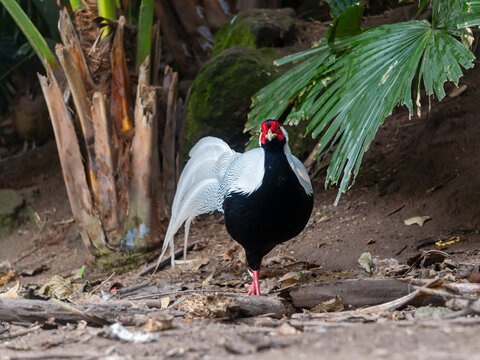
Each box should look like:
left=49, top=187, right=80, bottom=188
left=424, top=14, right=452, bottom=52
left=154, top=137, right=236, bottom=271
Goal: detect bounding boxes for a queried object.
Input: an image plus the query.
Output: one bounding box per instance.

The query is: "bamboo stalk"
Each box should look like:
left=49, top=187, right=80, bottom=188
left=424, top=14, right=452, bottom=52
left=56, top=44, right=101, bottom=204
left=91, top=92, right=120, bottom=236
left=58, top=8, right=93, bottom=89
left=110, top=16, right=133, bottom=134
left=124, top=59, right=157, bottom=250
left=38, top=67, right=109, bottom=254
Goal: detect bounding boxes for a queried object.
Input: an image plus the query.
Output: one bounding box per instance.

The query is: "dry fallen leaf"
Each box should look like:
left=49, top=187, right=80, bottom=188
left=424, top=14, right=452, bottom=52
left=404, top=216, right=431, bottom=227
left=469, top=267, right=480, bottom=284
left=223, top=244, right=240, bottom=260
left=373, top=258, right=409, bottom=276
left=414, top=306, right=453, bottom=320
left=311, top=295, right=344, bottom=313
left=0, top=269, right=13, bottom=286
left=270, top=323, right=299, bottom=336
left=278, top=271, right=313, bottom=287
left=143, top=313, right=173, bottom=332
left=0, top=280, right=20, bottom=298
left=358, top=252, right=373, bottom=273
left=160, top=296, right=171, bottom=309
left=260, top=277, right=278, bottom=295
left=19, top=264, right=49, bottom=277
left=38, top=275, right=82, bottom=299
left=174, top=258, right=209, bottom=270
left=448, top=84, right=467, bottom=98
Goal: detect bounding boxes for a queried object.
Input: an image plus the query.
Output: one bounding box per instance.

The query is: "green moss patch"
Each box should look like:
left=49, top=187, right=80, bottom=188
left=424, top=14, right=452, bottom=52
left=213, top=9, right=295, bottom=56
left=186, top=46, right=289, bottom=150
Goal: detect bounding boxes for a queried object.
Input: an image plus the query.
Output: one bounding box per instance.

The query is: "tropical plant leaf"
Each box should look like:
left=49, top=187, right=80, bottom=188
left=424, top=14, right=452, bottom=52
left=69, top=0, right=83, bottom=11
left=457, top=0, right=480, bottom=26
left=327, top=0, right=362, bottom=18
left=418, top=0, right=429, bottom=13
left=98, top=0, right=117, bottom=38
left=327, top=2, right=365, bottom=43
left=0, top=0, right=57, bottom=68
left=248, top=0, right=480, bottom=204
left=136, top=0, right=155, bottom=71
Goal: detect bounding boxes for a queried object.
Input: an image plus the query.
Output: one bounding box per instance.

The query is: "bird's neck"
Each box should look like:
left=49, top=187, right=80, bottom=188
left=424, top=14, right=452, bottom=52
left=261, top=146, right=292, bottom=186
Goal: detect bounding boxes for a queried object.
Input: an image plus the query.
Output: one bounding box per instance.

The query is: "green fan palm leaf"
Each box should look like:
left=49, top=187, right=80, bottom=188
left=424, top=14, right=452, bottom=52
left=248, top=0, right=480, bottom=204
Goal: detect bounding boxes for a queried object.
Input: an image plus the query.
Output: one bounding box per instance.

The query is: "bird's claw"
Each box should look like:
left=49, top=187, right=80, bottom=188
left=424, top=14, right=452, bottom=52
left=246, top=269, right=261, bottom=295
left=246, top=282, right=261, bottom=296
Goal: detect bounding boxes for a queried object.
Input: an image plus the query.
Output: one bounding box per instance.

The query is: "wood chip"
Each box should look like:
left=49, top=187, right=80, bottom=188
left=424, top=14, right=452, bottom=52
left=404, top=216, right=431, bottom=227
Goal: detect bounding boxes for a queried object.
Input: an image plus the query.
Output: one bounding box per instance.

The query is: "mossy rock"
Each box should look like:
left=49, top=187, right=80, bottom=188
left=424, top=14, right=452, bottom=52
left=0, top=189, right=25, bottom=232
left=96, top=251, right=147, bottom=273
left=213, top=8, right=296, bottom=56
left=186, top=46, right=291, bottom=150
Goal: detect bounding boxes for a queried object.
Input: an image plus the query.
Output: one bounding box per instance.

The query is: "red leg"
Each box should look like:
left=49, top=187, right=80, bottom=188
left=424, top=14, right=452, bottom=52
left=246, top=259, right=262, bottom=296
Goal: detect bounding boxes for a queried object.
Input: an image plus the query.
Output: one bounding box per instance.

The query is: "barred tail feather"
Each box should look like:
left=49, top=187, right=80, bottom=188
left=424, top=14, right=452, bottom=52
left=154, top=137, right=234, bottom=271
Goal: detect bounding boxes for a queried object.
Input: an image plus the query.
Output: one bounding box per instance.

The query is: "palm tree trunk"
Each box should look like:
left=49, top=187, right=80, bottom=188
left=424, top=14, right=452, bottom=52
left=37, top=4, right=182, bottom=270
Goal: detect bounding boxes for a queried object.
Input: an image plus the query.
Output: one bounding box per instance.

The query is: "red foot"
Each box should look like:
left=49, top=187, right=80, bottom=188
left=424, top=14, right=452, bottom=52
left=246, top=269, right=261, bottom=296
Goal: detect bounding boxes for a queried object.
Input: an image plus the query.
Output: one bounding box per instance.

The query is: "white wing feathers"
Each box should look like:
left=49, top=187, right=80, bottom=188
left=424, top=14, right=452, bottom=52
left=284, top=144, right=313, bottom=195
left=155, top=137, right=236, bottom=270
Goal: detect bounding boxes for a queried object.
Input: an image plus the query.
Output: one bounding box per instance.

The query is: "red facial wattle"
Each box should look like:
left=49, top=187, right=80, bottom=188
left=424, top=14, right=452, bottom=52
left=260, top=120, right=285, bottom=144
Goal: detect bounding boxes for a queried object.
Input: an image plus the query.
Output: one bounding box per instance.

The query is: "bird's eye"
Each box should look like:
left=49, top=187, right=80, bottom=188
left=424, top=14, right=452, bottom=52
left=270, top=121, right=279, bottom=132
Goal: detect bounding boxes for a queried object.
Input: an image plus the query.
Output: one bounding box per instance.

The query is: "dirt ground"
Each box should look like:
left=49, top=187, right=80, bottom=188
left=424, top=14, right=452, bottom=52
left=1, top=48, right=480, bottom=360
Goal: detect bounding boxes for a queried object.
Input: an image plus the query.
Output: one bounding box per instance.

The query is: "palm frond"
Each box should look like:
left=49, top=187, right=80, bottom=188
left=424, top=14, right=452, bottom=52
left=327, top=1, right=364, bottom=42
left=327, top=0, right=362, bottom=18
left=0, top=0, right=57, bottom=68
left=248, top=0, right=480, bottom=204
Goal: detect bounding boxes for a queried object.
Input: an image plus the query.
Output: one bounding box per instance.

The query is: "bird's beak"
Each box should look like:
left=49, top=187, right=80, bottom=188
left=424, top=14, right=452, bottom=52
left=265, top=129, right=276, bottom=141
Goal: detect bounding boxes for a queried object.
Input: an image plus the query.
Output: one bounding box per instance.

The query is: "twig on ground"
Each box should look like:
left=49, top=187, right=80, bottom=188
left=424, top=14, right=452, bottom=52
left=52, top=218, right=75, bottom=226
left=412, top=285, right=473, bottom=300
left=50, top=299, right=109, bottom=325
left=387, top=204, right=405, bottom=216
left=13, top=243, right=44, bottom=265
left=117, top=280, right=151, bottom=297
left=3, top=352, right=98, bottom=359
left=444, top=308, right=476, bottom=319
left=0, top=324, right=41, bottom=340
left=395, top=245, right=408, bottom=256
left=129, top=289, right=231, bottom=300
left=89, top=272, right=116, bottom=294
left=167, top=296, right=187, bottom=309
left=426, top=174, right=457, bottom=194
left=135, top=243, right=195, bottom=277
left=0, top=323, right=9, bottom=335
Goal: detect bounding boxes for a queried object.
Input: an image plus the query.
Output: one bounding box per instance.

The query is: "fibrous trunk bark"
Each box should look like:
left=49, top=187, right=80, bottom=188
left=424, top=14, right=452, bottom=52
left=38, top=67, right=109, bottom=255
left=38, top=6, right=183, bottom=268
